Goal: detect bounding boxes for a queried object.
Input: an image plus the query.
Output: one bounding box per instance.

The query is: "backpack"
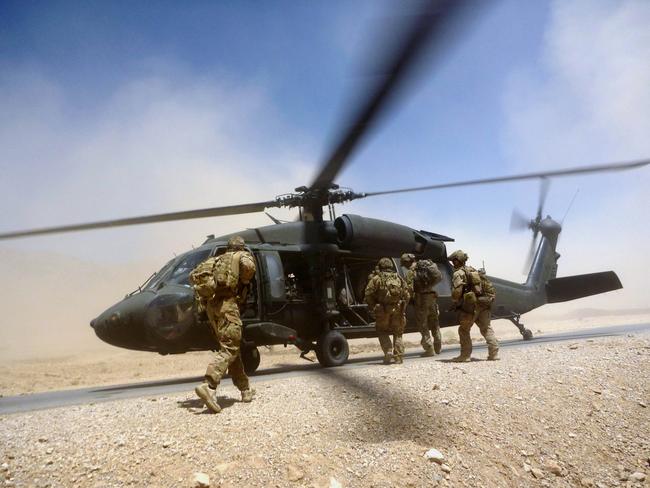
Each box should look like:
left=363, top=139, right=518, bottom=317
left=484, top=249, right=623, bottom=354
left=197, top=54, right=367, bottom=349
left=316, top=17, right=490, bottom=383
left=414, top=259, right=442, bottom=288
left=189, top=257, right=218, bottom=300
left=464, top=266, right=483, bottom=296
left=189, top=251, right=242, bottom=300
left=379, top=272, right=406, bottom=304
left=477, top=271, right=496, bottom=305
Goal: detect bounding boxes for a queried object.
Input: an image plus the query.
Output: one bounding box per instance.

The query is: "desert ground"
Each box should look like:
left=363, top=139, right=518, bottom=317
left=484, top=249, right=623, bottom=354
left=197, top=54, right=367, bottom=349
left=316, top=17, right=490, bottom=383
left=1, top=314, right=649, bottom=488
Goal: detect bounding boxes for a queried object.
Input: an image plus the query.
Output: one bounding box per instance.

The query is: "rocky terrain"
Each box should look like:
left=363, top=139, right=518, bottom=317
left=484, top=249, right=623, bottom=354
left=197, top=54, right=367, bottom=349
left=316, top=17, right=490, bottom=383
left=1, top=333, right=649, bottom=487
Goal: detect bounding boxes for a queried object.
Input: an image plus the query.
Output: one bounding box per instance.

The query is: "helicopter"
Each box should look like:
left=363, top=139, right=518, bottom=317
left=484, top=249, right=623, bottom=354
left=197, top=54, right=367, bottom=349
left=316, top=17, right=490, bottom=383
left=1, top=1, right=648, bottom=374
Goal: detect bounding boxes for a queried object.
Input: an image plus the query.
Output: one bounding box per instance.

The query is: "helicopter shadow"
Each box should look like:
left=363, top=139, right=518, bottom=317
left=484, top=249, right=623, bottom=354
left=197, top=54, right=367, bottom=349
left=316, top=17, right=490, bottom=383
left=437, top=357, right=484, bottom=364
left=318, top=367, right=457, bottom=447
left=177, top=396, right=237, bottom=414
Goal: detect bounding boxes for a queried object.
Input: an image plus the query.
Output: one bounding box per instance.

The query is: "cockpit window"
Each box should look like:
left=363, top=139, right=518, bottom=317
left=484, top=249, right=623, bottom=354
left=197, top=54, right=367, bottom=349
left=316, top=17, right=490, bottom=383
left=143, top=248, right=212, bottom=290
left=166, top=248, right=212, bottom=286
left=144, top=259, right=175, bottom=290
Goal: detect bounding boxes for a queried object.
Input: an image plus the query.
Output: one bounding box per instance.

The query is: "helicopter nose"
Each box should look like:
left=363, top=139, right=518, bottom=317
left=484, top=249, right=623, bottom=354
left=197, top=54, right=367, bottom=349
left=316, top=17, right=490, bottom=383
left=91, top=293, right=151, bottom=349
left=91, top=309, right=127, bottom=346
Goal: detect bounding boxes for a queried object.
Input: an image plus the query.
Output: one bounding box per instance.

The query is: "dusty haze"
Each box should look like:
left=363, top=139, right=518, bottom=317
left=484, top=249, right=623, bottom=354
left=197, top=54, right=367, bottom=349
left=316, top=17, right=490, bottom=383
left=0, top=248, right=159, bottom=361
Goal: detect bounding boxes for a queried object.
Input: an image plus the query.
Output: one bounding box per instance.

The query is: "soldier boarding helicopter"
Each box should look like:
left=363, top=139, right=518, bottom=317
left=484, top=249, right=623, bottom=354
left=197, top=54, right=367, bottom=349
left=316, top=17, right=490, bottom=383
left=1, top=0, right=648, bottom=374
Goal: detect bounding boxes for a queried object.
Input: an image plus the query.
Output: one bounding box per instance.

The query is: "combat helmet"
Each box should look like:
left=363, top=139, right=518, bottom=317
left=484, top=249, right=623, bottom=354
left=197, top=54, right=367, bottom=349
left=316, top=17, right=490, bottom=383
left=377, top=257, right=394, bottom=271
left=227, top=235, right=246, bottom=251
left=400, top=253, right=415, bottom=266
left=448, top=250, right=468, bottom=264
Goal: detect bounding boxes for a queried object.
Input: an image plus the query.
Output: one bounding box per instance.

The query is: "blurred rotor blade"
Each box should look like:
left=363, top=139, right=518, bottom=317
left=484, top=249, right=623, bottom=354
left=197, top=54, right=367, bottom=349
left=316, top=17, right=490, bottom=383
left=0, top=200, right=276, bottom=240
left=310, top=0, right=478, bottom=190
left=537, top=177, right=550, bottom=221
left=510, top=209, right=529, bottom=232
left=523, top=232, right=539, bottom=275
left=363, top=159, right=650, bottom=198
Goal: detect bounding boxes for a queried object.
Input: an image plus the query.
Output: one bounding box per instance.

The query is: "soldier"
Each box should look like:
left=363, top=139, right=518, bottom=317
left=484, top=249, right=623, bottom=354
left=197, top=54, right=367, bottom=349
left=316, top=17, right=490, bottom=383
left=365, top=257, right=410, bottom=364
left=192, top=236, right=257, bottom=413
left=448, top=250, right=499, bottom=362
left=401, top=253, right=443, bottom=356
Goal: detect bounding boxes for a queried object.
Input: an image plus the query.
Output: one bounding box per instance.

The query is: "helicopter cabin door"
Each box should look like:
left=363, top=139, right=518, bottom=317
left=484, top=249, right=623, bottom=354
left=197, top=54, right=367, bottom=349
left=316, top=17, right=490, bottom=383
left=257, top=249, right=286, bottom=311
left=258, top=250, right=319, bottom=335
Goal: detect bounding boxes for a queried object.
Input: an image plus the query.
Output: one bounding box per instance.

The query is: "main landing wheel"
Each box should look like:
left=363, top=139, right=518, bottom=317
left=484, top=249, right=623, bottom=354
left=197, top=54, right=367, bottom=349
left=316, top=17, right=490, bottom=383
left=315, top=330, right=349, bottom=367
left=522, top=328, right=534, bottom=341
left=241, top=346, right=261, bottom=375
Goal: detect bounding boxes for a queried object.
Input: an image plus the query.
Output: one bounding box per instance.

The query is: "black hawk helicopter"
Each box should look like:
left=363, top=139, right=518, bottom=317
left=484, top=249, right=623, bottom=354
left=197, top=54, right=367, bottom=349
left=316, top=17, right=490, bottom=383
left=1, top=1, right=647, bottom=374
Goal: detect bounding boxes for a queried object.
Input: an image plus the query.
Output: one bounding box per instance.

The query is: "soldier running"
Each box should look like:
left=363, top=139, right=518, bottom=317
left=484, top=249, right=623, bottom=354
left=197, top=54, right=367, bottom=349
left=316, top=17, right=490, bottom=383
left=365, top=258, right=410, bottom=364
left=191, top=236, right=257, bottom=413
left=448, top=250, right=499, bottom=362
left=401, top=253, right=443, bottom=356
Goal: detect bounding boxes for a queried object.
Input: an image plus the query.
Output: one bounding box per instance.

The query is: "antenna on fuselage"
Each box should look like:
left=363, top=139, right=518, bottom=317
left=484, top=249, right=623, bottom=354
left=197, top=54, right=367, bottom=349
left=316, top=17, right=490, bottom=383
left=561, top=189, right=580, bottom=224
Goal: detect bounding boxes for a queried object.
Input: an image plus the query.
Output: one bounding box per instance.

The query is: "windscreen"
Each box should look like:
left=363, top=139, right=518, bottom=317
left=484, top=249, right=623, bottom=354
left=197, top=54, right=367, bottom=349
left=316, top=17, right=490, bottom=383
left=143, top=259, right=175, bottom=290
left=143, top=248, right=212, bottom=290
left=166, top=248, right=212, bottom=286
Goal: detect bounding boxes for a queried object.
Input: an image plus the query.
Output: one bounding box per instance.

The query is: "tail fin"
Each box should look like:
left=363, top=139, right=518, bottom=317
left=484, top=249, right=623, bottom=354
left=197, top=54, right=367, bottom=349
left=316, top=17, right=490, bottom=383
left=524, top=217, right=561, bottom=295
left=523, top=216, right=622, bottom=304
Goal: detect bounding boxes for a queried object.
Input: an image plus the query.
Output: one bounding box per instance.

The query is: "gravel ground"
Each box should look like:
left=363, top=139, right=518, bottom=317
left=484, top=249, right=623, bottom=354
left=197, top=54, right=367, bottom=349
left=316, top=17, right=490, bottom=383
left=1, top=335, right=649, bottom=488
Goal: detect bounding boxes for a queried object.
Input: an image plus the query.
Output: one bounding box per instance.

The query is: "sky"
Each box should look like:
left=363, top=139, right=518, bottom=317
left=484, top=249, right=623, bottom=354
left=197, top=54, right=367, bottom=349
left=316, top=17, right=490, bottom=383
left=1, top=0, right=649, bottom=325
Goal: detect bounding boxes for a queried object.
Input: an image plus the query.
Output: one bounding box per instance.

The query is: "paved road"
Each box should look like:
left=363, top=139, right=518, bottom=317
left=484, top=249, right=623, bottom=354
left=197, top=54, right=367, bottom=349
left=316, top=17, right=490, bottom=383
left=1, top=322, right=648, bottom=415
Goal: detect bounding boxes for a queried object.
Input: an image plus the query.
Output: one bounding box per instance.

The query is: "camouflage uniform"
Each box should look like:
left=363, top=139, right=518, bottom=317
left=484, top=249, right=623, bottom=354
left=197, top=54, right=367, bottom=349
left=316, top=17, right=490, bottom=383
left=401, top=254, right=442, bottom=356
left=448, top=250, right=499, bottom=362
left=365, top=258, right=410, bottom=364
left=194, top=236, right=257, bottom=413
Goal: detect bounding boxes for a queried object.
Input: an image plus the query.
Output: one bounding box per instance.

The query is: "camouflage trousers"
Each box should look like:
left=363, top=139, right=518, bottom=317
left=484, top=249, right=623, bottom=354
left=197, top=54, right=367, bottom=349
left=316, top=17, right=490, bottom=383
left=457, top=306, right=499, bottom=359
left=414, top=292, right=441, bottom=354
left=374, top=303, right=406, bottom=360
left=204, top=297, right=250, bottom=391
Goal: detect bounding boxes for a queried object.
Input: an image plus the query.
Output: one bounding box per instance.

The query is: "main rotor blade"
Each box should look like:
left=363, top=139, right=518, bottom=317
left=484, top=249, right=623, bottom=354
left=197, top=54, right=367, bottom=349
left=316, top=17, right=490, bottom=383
left=310, top=0, right=476, bottom=190
left=537, top=177, right=550, bottom=221
left=0, top=201, right=275, bottom=240
left=363, top=159, right=650, bottom=198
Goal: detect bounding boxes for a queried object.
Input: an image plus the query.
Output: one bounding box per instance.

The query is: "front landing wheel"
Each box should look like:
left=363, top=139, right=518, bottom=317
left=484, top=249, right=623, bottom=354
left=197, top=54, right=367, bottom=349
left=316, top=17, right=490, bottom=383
left=522, top=328, right=534, bottom=341
left=241, top=346, right=261, bottom=375
left=315, top=330, right=349, bottom=367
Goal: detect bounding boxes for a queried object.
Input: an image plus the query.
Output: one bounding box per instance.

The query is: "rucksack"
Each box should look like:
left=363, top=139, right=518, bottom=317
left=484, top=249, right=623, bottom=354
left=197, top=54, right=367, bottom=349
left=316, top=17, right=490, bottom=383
left=414, top=259, right=442, bottom=288
left=189, top=251, right=242, bottom=300
left=464, top=266, right=483, bottom=296
left=478, top=271, right=496, bottom=304
left=379, top=272, right=406, bottom=304
left=189, top=257, right=218, bottom=299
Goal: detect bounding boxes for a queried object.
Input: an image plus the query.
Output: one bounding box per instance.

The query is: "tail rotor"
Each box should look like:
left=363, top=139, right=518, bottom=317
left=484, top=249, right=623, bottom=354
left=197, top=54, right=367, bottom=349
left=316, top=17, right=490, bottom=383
left=510, top=178, right=549, bottom=273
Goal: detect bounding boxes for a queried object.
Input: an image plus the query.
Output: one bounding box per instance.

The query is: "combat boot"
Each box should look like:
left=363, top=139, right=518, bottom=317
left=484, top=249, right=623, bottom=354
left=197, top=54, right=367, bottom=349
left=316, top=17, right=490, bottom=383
left=382, top=353, right=394, bottom=365
left=434, top=342, right=442, bottom=355
left=241, top=388, right=256, bottom=403
left=195, top=383, right=221, bottom=413
left=451, top=355, right=471, bottom=363
left=487, top=351, right=499, bottom=361
left=421, top=347, right=435, bottom=357
left=394, top=356, right=403, bottom=364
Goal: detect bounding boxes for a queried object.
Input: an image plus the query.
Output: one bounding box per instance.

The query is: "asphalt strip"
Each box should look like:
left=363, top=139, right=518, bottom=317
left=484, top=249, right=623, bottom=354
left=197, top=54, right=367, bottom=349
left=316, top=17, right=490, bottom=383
left=1, top=322, right=648, bottom=415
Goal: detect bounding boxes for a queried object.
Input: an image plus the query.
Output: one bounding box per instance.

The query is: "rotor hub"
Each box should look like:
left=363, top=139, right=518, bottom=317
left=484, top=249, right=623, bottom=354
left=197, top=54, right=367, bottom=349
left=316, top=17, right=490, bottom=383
left=273, top=185, right=366, bottom=211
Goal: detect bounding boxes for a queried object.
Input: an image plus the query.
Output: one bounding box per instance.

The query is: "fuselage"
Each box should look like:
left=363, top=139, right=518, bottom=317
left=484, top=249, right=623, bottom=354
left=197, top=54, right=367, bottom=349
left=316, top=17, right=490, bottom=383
left=90, top=214, right=558, bottom=354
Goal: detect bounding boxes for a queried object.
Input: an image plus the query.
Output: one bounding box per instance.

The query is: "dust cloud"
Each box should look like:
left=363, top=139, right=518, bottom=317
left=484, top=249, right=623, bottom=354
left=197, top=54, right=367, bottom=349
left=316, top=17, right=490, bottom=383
left=0, top=248, right=160, bottom=361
